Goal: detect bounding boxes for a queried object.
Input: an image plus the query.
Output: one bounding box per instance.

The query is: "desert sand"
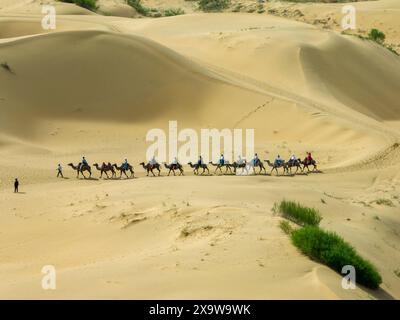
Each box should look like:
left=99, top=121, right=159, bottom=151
left=0, top=0, right=399, bottom=299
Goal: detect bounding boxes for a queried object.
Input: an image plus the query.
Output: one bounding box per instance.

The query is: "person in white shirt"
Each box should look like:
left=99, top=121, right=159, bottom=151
left=219, top=154, right=225, bottom=165
left=57, top=164, right=63, bottom=178
left=149, top=156, right=157, bottom=166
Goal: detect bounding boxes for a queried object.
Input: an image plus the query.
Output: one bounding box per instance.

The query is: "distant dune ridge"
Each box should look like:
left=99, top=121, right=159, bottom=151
left=0, top=0, right=399, bottom=299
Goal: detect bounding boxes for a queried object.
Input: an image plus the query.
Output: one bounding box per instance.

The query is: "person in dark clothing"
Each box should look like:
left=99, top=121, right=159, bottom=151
left=14, top=178, right=19, bottom=193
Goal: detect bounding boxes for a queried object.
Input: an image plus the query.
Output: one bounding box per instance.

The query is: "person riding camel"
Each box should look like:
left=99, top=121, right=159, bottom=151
left=219, top=154, right=225, bottom=166
left=289, top=154, right=297, bottom=164
left=274, top=155, right=284, bottom=166
left=171, top=157, right=178, bottom=165
left=252, top=153, right=259, bottom=166
left=306, top=152, right=313, bottom=165
left=149, top=156, right=157, bottom=166
left=80, top=156, right=88, bottom=170
left=122, top=158, right=129, bottom=170
left=237, top=155, right=244, bottom=165
left=198, top=155, right=204, bottom=166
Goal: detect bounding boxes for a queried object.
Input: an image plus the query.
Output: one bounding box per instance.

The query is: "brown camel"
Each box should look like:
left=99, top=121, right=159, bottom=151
left=93, top=163, right=115, bottom=179
left=300, top=158, right=318, bottom=172
left=140, top=162, right=161, bottom=176
left=230, top=161, right=247, bottom=175
left=68, top=163, right=92, bottom=179
left=113, top=163, right=134, bottom=179
left=286, top=159, right=302, bottom=174
left=208, top=162, right=233, bottom=174
left=187, top=162, right=210, bottom=175
left=164, top=163, right=184, bottom=176
left=251, top=159, right=266, bottom=175
left=264, top=160, right=288, bottom=176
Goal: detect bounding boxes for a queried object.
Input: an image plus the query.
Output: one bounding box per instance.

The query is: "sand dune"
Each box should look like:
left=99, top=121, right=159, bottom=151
left=0, top=1, right=399, bottom=300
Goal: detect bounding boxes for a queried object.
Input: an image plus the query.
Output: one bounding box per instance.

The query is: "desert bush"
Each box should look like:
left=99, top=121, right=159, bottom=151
left=275, top=200, right=322, bottom=227
left=198, top=0, right=230, bottom=12
left=127, top=0, right=150, bottom=16
left=59, top=0, right=98, bottom=11
left=369, top=28, right=386, bottom=43
left=279, top=220, right=293, bottom=235
left=291, top=226, right=382, bottom=289
left=164, top=8, right=185, bottom=16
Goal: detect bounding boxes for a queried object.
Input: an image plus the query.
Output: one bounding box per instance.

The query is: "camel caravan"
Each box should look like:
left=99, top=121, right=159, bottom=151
left=64, top=152, right=318, bottom=179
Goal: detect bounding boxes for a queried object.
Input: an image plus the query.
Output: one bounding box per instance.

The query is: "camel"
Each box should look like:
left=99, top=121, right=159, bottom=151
left=112, top=163, right=134, bottom=179
left=140, top=162, right=161, bottom=176
left=208, top=162, right=233, bottom=174
left=264, top=160, right=288, bottom=176
left=164, top=163, right=184, bottom=176
left=230, top=161, right=247, bottom=175
left=188, top=162, right=210, bottom=175
left=300, top=158, right=318, bottom=172
left=286, top=159, right=302, bottom=174
left=93, top=163, right=115, bottom=179
left=251, top=159, right=267, bottom=175
left=68, top=163, right=91, bottom=179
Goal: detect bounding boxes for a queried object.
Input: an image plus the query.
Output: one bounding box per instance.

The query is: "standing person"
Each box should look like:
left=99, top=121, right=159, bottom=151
left=57, top=164, right=63, bottom=178
left=14, top=178, right=19, bottom=193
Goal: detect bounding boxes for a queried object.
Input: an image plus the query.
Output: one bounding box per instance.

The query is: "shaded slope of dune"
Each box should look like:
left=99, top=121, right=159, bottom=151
left=125, top=13, right=400, bottom=123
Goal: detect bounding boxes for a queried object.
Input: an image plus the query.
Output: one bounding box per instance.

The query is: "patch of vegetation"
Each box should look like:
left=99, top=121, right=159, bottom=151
left=164, top=8, right=185, bottom=16
left=395, top=269, right=400, bottom=278
left=321, top=198, right=326, bottom=204
left=373, top=215, right=380, bottom=221
left=127, top=0, right=150, bottom=16
left=373, top=198, right=395, bottom=207
left=342, top=29, right=399, bottom=56
left=291, top=226, right=382, bottom=289
left=59, top=0, right=98, bottom=12
left=279, top=220, right=293, bottom=235
left=274, top=200, right=322, bottom=227
left=368, top=28, right=385, bottom=44
left=198, top=0, right=230, bottom=12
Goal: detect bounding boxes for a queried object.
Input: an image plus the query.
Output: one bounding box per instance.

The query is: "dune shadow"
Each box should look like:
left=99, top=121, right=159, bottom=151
left=365, top=287, right=396, bottom=300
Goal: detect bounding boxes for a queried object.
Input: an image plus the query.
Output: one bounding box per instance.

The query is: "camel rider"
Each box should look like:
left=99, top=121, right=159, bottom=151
left=219, top=154, right=225, bottom=165
left=237, top=155, right=243, bottom=165
left=306, top=152, right=313, bottom=164
left=80, top=157, right=88, bottom=170
left=171, top=157, right=178, bottom=165
left=149, top=156, right=157, bottom=166
left=289, top=154, right=297, bottom=164
left=123, top=158, right=129, bottom=170
left=252, top=153, right=259, bottom=166
left=275, top=155, right=284, bottom=166
left=198, top=156, right=204, bottom=166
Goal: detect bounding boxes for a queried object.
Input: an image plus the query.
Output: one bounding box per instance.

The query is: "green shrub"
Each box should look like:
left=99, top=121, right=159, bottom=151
left=164, top=8, right=185, bottom=16
left=275, top=200, right=322, bottom=227
left=369, top=29, right=386, bottom=43
left=59, top=0, right=98, bottom=11
left=127, top=0, right=150, bottom=16
left=291, top=226, right=382, bottom=289
left=279, top=220, right=293, bottom=235
left=198, top=0, right=230, bottom=12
